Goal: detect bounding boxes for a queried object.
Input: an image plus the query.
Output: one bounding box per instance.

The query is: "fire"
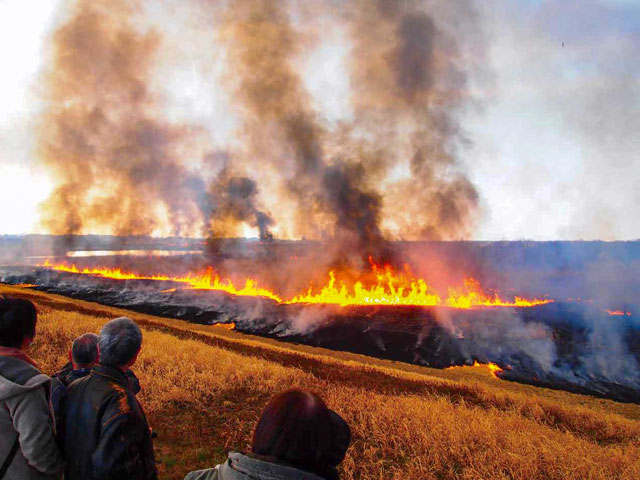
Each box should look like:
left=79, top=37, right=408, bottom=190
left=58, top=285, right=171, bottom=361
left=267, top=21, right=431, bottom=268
left=213, top=322, right=236, bottom=330
left=486, top=362, right=504, bottom=378
left=41, top=260, right=283, bottom=302
left=606, top=310, right=631, bottom=316
left=287, top=264, right=552, bottom=308
left=447, top=361, right=504, bottom=379
left=40, top=260, right=552, bottom=309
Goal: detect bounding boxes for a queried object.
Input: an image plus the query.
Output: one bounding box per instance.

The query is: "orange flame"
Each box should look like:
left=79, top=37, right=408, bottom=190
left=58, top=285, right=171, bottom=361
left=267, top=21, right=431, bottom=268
left=606, top=310, right=631, bottom=316
left=287, top=264, right=552, bottom=308
left=213, top=322, right=236, bottom=330
left=447, top=361, right=504, bottom=379
left=41, top=260, right=283, bottom=302
left=40, top=260, right=552, bottom=309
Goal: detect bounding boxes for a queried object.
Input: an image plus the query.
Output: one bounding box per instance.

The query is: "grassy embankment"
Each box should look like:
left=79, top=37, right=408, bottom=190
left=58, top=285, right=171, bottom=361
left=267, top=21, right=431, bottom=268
left=1, top=284, right=639, bottom=479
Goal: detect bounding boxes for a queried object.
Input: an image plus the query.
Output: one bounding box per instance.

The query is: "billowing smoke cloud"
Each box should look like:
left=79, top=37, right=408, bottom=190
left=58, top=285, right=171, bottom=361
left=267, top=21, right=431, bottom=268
left=38, top=0, right=211, bottom=240
left=38, top=0, right=484, bottom=261
left=216, top=0, right=484, bottom=262
left=208, top=155, right=274, bottom=240
left=345, top=0, right=481, bottom=240
left=219, top=0, right=390, bottom=262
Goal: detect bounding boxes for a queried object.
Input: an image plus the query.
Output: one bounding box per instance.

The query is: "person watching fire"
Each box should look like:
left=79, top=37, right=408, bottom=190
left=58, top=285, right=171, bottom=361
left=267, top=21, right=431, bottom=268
left=184, top=389, right=351, bottom=480
left=51, top=333, right=100, bottom=428
left=63, top=317, right=157, bottom=480
left=0, top=296, right=64, bottom=480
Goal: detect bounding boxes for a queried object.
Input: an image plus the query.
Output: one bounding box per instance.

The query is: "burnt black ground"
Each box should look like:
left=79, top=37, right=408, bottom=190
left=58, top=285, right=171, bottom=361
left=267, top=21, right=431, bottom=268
left=1, top=265, right=639, bottom=403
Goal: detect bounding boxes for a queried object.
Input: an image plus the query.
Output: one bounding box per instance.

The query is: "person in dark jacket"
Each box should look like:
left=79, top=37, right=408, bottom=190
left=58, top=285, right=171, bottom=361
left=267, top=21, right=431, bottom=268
left=0, top=296, right=63, bottom=480
left=64, top=317, right=157, bottom=480
left=51, top=332, right=100, bottom=425
left=52, top=333, right=141, bottom=421
left=184, top=389, right=351, bottom=480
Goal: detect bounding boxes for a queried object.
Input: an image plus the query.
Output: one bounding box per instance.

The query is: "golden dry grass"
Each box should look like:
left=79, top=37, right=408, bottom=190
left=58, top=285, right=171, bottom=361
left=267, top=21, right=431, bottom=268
left=2, top=284, right=640, bottom=479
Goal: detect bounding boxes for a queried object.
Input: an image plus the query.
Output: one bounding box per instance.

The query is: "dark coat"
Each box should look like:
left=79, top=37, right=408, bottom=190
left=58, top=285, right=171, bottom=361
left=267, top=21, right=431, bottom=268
left=52, top=364, right=140, bottom=437
left=63, top=364, right=157, bottom=480
left=51, top=364, right=89, bottom=428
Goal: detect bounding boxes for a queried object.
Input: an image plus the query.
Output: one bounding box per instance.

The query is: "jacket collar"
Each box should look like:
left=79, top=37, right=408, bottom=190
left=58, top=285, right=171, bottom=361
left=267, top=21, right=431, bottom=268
left=0, top=346, right=38, bottom=368
left=69, top=368, right=92, bottom=382
left=223, top=452, right=328, bottom=480
left=91, top=364, right=130, bottom=389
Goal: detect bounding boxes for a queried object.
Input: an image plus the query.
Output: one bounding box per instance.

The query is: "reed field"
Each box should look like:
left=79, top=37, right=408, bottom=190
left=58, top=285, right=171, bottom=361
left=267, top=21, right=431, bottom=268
left=2, top=284, right=639, bottom=479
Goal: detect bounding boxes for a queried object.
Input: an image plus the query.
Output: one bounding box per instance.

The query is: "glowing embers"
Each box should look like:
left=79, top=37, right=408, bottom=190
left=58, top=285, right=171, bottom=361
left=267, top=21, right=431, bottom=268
left=287, top=264, right=552, bottom=308
left=40, top=260, right=552, bottom=309
left=606, top=310, right=632, bottom=317
left=447, top=361, right=504, bottom=379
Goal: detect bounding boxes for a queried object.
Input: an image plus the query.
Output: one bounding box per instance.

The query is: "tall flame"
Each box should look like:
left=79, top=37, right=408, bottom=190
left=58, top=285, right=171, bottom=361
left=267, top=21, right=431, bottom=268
left=40, top=260, right=552, bottom=309
left=287, top=264, right=552, bottom=308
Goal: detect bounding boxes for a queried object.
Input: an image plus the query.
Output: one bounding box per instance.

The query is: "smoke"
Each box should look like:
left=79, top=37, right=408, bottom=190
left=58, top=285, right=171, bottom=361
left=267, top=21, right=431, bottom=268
left=345, top=0, right=482, bottom=240
left=208, top=158, right=274, bottom=240
left=38, top=0, right=212, bottom=241
left=218, top=0, right=392, bottom=263
left=38, top=0, right=485, bottom=261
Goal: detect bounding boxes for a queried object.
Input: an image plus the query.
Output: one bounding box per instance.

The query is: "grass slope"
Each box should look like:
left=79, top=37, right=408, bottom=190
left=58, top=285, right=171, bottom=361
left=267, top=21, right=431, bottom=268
left=2, top=284, right=639, bottom=479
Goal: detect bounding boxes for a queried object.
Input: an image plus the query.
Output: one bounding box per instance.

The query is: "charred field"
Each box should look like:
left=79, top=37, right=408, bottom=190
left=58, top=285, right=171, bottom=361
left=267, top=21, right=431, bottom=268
left=1, top=236, right=639, bottom=403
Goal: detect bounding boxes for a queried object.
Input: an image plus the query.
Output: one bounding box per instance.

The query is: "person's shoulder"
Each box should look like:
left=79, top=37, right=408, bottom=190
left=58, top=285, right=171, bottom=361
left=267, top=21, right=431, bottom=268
left=67, top=370, right=93, bottom=390
left=53, top=362, right=72, bottom=378
left=184, top=466, right=220, bottom=480
left=0, top=355, right=42, bottom=384
left=51, top=375, right=67, bottom=393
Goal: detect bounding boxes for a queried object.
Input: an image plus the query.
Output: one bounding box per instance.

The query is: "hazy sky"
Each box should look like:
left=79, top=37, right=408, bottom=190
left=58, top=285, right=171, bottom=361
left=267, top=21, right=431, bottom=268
left=0, top=0, right=638, bottom=240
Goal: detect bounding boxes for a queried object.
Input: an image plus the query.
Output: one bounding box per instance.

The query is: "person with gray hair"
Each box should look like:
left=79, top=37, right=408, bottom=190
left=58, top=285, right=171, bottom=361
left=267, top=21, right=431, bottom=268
left=98, top=317, right=143, bottom=366
left=63, top=317, right=157, bottom=480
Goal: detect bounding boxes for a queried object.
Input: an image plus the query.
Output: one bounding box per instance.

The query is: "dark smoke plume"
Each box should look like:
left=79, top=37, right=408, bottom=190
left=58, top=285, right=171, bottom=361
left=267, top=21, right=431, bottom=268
left=220, top=0, right=392, bottom=263
left=38, top=0, right=210, bottom=240
left=209, top=161, right=274, bottom=240
left=345, top=0, right=482, bottom=240
left=38, top=0, right=484, bottom=260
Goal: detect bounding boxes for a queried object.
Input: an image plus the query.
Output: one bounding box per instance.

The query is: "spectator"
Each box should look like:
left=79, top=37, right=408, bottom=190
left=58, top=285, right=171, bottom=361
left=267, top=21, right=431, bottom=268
left=51, top=332, right=100, bottom=423
left=184, top=389, right=351, bottom=480
left=0, top=296, right=63, bottom=479
left=64, top=317, right=157, bottom=480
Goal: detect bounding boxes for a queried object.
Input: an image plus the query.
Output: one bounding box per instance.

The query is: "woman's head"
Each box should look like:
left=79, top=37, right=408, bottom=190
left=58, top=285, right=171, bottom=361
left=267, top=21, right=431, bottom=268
left=0, top=297, right=37, bottom=348
left=252, top=389, right=350, bottom=477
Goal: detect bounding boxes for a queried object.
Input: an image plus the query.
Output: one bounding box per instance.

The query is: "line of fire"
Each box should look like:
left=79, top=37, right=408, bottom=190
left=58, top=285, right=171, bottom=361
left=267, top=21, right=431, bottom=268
left=1, top=238, right=637, bottom=403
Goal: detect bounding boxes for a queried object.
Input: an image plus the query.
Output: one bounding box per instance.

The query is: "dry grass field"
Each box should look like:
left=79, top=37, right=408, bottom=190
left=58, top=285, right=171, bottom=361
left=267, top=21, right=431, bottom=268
left=2, top=284, right=639, bottom=479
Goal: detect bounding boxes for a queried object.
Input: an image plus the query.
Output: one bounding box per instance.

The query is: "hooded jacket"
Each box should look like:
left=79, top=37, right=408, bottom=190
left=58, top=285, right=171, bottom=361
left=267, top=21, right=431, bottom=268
left=184, top=453, right=333, bottom=480
left=0, top=355, right=63, bottom=480
left=63, top=364, right=157, bottom=480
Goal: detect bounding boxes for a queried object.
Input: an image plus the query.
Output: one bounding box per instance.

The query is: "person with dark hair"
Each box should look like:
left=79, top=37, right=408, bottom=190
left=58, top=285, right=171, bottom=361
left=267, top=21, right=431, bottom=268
left=50, top=333, right=100, bottom=434
left=184, top=389, right=351, bottom=480
left=0, top=296, right=63, bottom=479
left=64, top=317, right=157, bottom=480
